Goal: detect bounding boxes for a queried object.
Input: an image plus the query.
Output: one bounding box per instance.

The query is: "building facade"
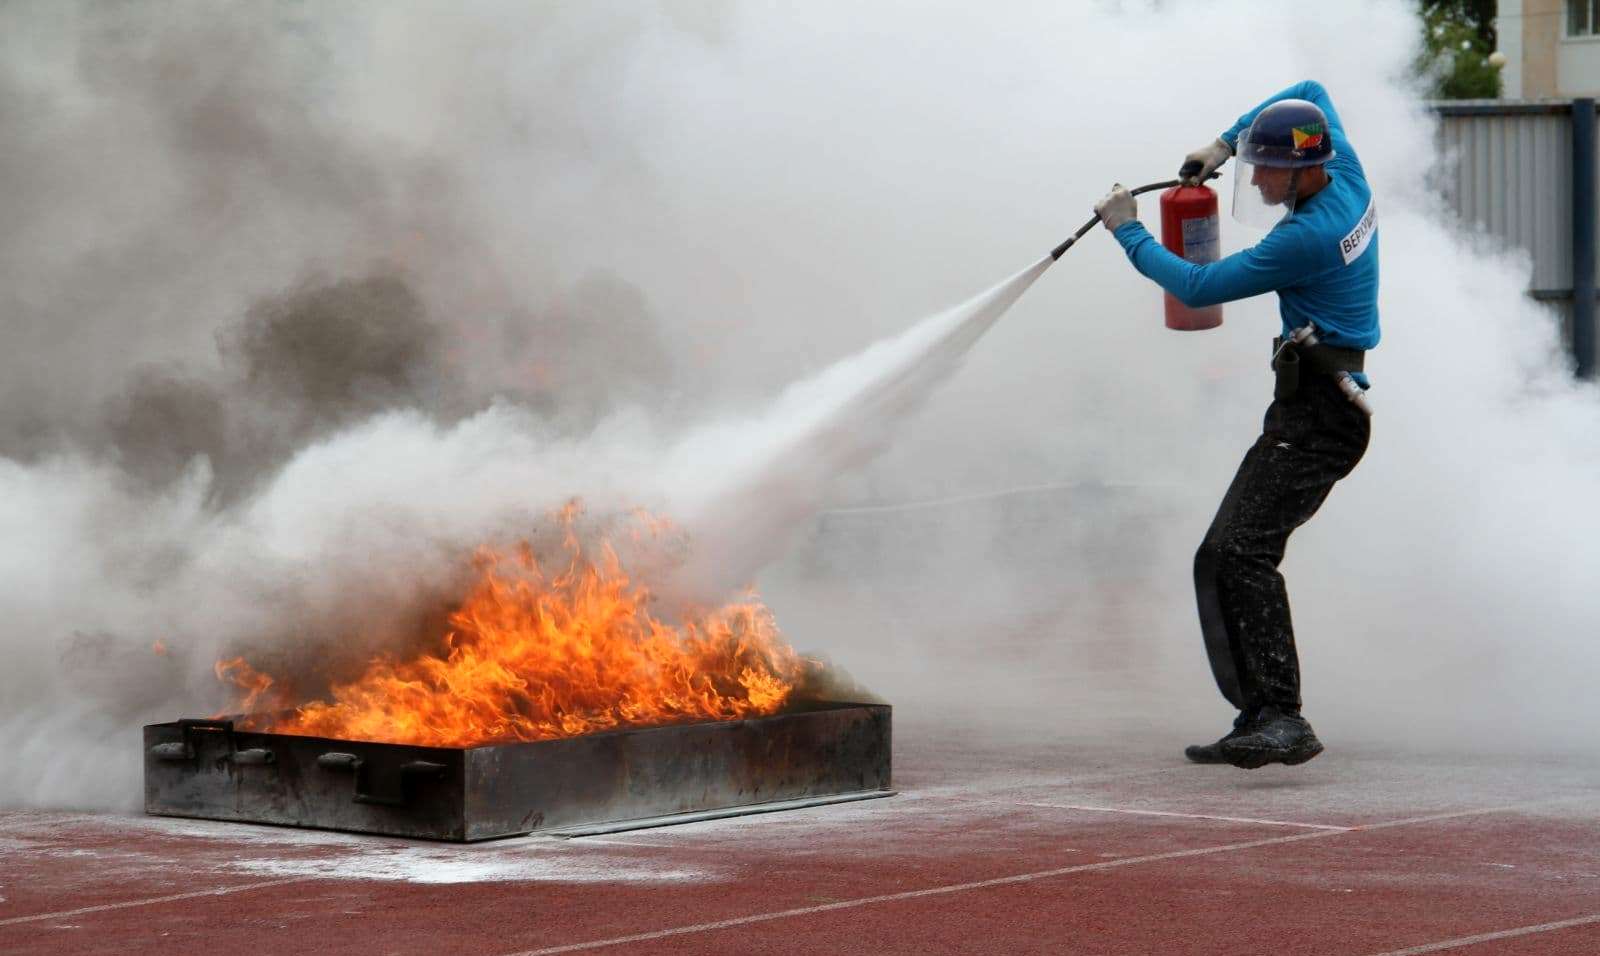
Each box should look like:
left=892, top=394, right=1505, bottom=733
left=1500, top=0, right=1600, bottom=97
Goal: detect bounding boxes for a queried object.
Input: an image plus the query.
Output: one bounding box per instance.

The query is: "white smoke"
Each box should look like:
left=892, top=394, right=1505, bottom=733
left=2, top=0, right=1596, bottom=811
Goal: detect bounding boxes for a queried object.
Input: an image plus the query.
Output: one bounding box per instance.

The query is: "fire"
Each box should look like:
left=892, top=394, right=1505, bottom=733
left=216, top=510, right=807, bottom=747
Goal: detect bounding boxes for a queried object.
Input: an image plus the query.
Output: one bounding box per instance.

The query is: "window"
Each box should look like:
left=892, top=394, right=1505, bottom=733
left=1571, top=0, right=1600, bottom=36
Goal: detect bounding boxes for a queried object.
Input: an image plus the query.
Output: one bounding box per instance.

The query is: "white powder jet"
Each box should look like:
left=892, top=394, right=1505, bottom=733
left=661, top=256, right=1053, bottom=602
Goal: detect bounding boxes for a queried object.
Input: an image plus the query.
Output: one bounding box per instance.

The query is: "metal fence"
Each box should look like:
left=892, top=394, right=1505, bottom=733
left=1429, top=99, right=1597, bottom=377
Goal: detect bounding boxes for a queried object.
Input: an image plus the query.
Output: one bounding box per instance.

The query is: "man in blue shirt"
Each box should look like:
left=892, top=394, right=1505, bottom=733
left=1092, top=81, right=1378, bottom=770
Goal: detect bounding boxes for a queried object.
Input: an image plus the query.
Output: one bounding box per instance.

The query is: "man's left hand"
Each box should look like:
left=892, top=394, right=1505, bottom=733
left=1094, top=184, right=1136, bottom=231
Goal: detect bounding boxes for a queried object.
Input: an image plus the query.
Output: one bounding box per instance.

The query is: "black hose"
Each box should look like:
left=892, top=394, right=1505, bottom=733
left=1050, top=171, right=1221, bottom=260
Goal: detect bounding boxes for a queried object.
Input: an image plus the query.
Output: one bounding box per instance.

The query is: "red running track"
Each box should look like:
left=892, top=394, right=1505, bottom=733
left=4, top=724, right=1599, bottom=955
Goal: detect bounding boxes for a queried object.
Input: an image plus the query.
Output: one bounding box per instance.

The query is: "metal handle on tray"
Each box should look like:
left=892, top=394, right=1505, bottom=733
left=148, top=718, right=239, bottom=762
left=318, top=751, right=447, bottom=807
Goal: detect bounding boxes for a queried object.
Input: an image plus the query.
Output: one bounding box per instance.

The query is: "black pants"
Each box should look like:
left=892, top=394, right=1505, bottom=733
left=1194, top=372, right=1370, bottom=714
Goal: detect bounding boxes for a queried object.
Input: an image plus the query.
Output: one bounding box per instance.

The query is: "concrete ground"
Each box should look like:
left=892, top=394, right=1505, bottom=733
left=4, top=713, right=1599, bottom=956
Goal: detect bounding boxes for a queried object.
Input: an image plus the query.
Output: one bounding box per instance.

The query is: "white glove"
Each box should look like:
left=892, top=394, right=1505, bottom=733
left=1094, top=184, right=1136, bottom=231
left=1179, top=138, right=1232, bottom=185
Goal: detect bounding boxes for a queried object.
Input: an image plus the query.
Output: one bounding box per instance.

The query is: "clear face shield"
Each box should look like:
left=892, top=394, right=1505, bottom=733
left=1231, top=132, right=1302, bottom=230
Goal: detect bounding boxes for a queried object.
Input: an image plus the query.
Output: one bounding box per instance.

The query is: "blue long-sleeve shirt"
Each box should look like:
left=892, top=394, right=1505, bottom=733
left=1112, top=80, right=1380, bottom=362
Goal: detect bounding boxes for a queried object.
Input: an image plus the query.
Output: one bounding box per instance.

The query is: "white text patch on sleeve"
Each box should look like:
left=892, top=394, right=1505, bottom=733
left=1339, top=197, right=1377, bottom=265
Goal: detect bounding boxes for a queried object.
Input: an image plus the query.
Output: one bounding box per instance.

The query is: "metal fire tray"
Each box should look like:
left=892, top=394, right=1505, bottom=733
left=143, top=701, right=891, bottom=841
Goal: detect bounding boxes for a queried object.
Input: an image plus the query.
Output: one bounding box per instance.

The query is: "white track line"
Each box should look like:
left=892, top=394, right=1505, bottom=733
left=1364, top=912, right=1600, bottom=955
left=904, top=763, right=1193, bottom=802
left=497, top=803, right=1555, bottom=956
left=1012, top=801, right=1353, bottom=831
left=2, top=799, right=1580, bottom=938
left=0, top=878, right=311, bottom=927
left=1346, top=802, right=1560, bottom=832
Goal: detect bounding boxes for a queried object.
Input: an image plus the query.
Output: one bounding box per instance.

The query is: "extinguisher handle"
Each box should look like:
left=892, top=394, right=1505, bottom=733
left=1050, top=171, right=1220, bottom=260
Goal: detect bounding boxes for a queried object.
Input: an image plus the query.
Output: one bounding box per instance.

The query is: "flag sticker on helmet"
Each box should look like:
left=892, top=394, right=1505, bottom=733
left=1291, top=124, right=1325, bottom=150
left=1339, top=197, right=1377, bottom=265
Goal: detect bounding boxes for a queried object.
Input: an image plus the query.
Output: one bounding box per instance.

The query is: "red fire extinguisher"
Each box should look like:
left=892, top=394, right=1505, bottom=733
left=1158, top=184, right=1223, bottom=331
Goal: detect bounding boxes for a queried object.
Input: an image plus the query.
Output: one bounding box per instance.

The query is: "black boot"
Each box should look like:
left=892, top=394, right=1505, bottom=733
left=1184, top=708, right=1258, bottom=764
left=1219, top=706, right=1323, bottom=769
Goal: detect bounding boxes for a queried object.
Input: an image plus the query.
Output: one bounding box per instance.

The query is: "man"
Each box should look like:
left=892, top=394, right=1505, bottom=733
left=1092, top=80, right=1379, bottom=769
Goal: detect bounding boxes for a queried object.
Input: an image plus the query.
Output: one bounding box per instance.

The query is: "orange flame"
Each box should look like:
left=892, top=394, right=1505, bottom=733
left=217, top=512, right=806, bottom=747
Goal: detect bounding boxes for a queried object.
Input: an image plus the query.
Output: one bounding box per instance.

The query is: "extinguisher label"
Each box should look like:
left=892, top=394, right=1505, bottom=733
left=1180, top=214, right=1221, bottom=264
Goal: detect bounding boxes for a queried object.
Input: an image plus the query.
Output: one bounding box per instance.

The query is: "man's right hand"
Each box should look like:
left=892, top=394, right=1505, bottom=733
left=1179, top=138, right=1232, bottom=186
left=1094, top=184, right=1136, bottom=231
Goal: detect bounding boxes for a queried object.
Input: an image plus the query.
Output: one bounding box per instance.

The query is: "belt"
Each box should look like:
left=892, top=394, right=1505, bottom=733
left=1271, top=336, right=1365, bottom=374
left=1271, top=336, right=1365, bottom=401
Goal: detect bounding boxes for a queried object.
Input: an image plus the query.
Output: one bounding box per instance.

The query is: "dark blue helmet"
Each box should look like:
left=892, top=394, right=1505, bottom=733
left=1238, top=99, right=1335, bottom=168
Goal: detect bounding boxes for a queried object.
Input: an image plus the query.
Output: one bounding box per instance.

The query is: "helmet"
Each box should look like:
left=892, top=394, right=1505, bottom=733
left=1238, top=99, right=1336, bottom=167
left=1232, top=99, right=1335, bottom=228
